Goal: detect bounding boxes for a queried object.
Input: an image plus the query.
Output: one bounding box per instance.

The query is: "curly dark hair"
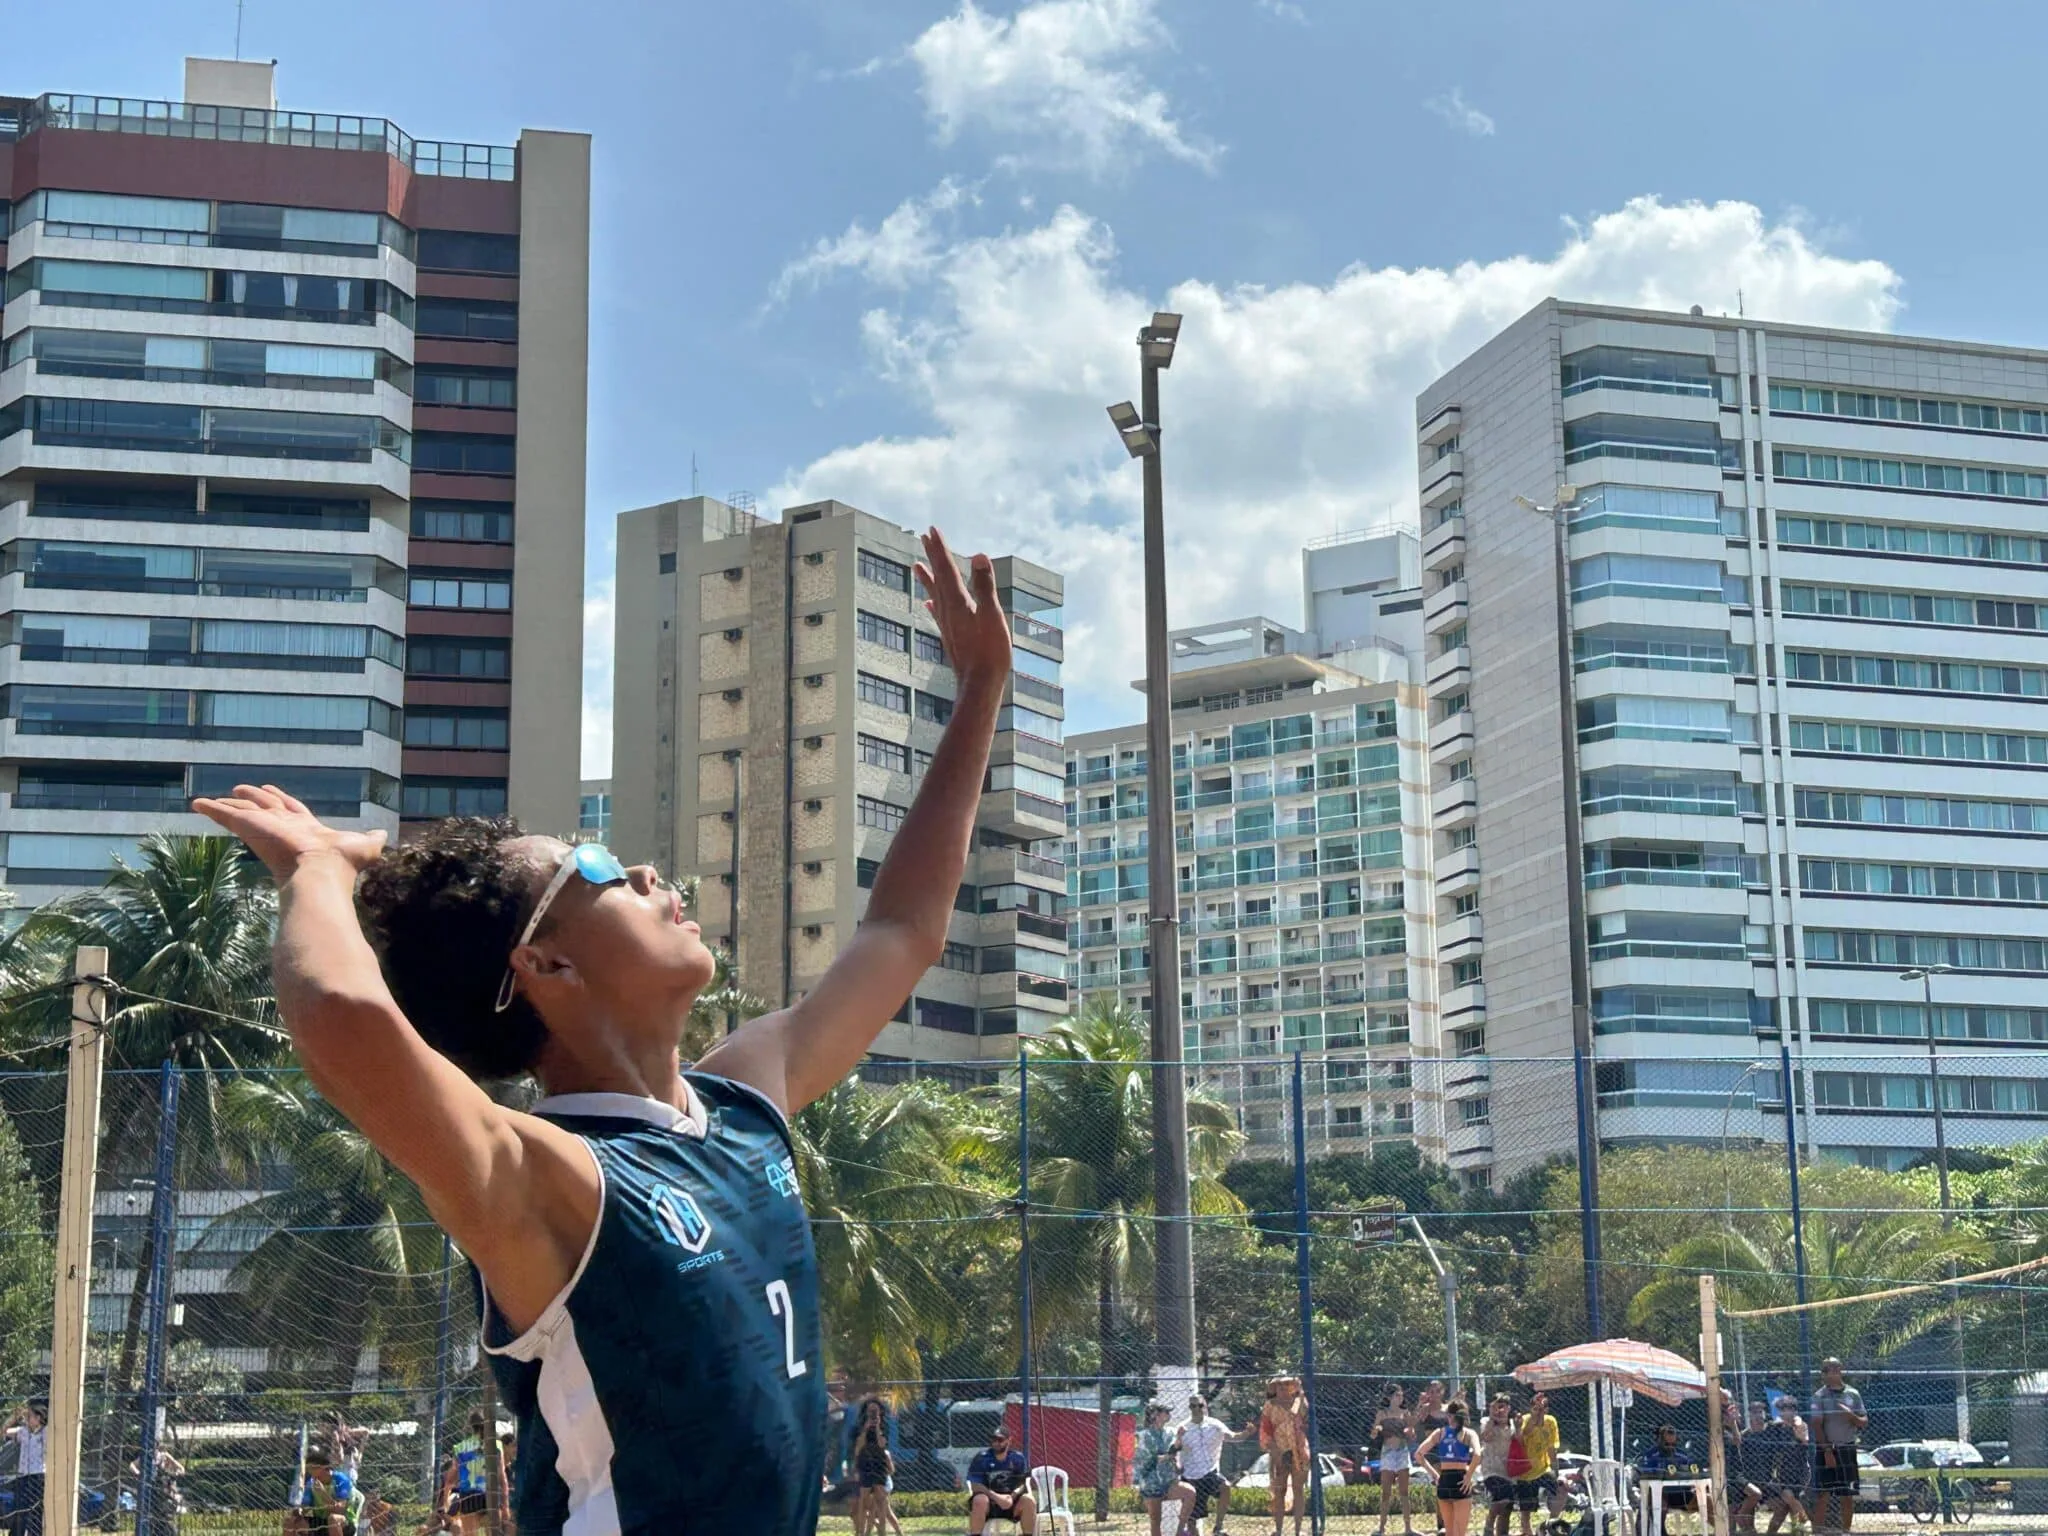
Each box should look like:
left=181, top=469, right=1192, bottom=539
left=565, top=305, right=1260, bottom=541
left=355, top=815, right=551, bottom=1078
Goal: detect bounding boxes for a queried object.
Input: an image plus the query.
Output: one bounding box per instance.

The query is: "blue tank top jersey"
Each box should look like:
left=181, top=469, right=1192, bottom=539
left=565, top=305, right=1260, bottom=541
left=479, top=1073, right=824, bottom=1535
left=1438, top=1429, right=1475, bottom=1465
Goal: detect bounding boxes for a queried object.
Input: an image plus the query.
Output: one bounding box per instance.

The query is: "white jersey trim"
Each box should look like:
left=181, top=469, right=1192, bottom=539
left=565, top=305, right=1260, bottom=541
left=532, top=1079, right=708, bottom=1139
left=482, top=1137, right=606, bottom=1363
left=541, top=1313, right=620, bottom=1536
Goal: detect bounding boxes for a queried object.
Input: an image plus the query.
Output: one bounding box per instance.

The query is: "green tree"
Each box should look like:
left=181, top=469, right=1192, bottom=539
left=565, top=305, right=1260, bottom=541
left=0, top=1109, right=51, bottom=1396
left=793, top=1077, right=998, bottom=1388
left=968, top=998, right=1244, bottom=1519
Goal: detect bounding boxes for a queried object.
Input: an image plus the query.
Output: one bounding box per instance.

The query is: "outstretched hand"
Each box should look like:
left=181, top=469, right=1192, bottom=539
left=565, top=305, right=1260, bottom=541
left=915, top=527, right=1011, bottom=690
left=192, top=784, right=387, bottom=883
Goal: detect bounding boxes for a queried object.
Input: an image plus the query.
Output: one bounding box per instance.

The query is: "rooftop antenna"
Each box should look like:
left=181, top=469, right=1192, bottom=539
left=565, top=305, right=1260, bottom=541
left=1738, top=288, right=1746, bottom=317
left=234, top=0, right=245, bottom=59
left=691, top=453, right=699, bottom=497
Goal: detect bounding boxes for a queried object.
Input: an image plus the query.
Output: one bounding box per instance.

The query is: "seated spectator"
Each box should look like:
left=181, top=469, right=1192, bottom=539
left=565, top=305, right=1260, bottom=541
left=967, top=1426, right=1037, bottom=1535
left=293, top=1448, right=367, bottom=1536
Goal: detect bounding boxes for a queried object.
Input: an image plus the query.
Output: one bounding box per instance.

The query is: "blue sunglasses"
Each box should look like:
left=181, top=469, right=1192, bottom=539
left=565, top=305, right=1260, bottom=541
left=493, top=843, right=631, bottom=1013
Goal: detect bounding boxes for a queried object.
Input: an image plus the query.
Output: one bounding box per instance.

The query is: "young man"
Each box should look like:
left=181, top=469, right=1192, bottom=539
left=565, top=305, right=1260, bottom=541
left=1511, top=1391, right=1564, bottom=1536
left=1172, top=1395, right=1251, bottom=1536
left=1808, top=1360, right=1867, bottom=1536
left=1637, top=1425, right=1702, bottom=1536
left=194, top=530, right=1012, bottom=1536
left=966, top=1426, right=1036, bottom=1535
left=294, top=1448, right=367, bottom=1536
left=2, top=1401, right=45, bottom=1536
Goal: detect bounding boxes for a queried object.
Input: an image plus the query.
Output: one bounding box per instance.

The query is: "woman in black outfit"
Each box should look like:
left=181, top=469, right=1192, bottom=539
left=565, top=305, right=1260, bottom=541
left=850, top=1399, right=904, bottom=1536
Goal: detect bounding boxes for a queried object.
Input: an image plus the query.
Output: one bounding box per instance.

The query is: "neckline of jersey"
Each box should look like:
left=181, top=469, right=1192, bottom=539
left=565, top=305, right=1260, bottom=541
left=533, top=1080, right=709, bottom=1138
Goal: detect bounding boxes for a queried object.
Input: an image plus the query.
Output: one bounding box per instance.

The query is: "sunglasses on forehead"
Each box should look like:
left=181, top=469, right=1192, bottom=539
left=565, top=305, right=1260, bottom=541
left=493, top=843, right=632, bottom=1013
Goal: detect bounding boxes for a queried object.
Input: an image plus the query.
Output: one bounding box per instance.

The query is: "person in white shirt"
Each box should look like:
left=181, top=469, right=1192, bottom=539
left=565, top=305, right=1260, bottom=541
left=4, top=1399, right=48, bottom=1536
left=1172, top=1396, right=1252, bottom=1536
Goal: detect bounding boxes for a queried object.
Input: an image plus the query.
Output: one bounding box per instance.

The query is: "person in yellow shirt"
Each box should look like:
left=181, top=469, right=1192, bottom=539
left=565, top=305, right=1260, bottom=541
left=1511, top=1392, right=1565, bottom=1536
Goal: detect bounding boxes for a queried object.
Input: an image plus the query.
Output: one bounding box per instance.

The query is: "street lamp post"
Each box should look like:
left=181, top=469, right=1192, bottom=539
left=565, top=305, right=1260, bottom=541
left=1107, top=311, right=1198, bottom=1402
left=1518, top=485, right=1604, bottom=1337
left=1902, top=962, right=1966, bottom=1444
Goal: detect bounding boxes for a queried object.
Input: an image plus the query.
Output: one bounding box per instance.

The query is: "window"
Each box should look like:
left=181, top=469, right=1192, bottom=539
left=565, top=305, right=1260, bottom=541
left=857, top=549, right=911, bottom=593
left=215, top=202, right=386, bottom=254
left=856, top=610, right=910, bottom=652
left=407, top=638, right=510, bottom=678
left=409, top=571, right=511, bottom=610
left=1790, top=717, right=2048, bottom=768
left=1577, top=695, right=1732, bottom=744
left=402, top=778, right=508, bottom=817
left=415, top=229, right=519, bottom=274
left=1450, top=958, right=1483, bottom=987
left=939, top=942, right=977, bottom=972
left=916, top=690, right=954, bottom=725
left=1805, top=928, right=2048, bottom=976
left=659, top=552, right=676, bottom=574
left=1457, top=1097, right=1491, bottom=1126
left=1564, top=413, right=1728, bottom=467
left=403, top=708, right=509, bottom=750
left=1446, top=758, right=1472, bottom=782
left=1560, top=347, right=1716, bottom=398
left=1787, top=647, right=2048, bottom=700
left=857, top=672, right=910, bottom=712
left=18, top=189, right=210, bottom=242
left=1770, top=383, right=2048, bottom=437
left=1774, top=446, right=2048, bottom=503
left=990, top=762, right=1067, bottom=800
left=415, top=297, right=517, bottom=341
left=857, top=795, right=907, bottom=833
left=1434, top=435, right=1461, bottom=458
left=410, top=501, right=513, bottom=543
left=1777, top=512, right=2048, bottom=567
left=858, top=733, right=911, bottom=773
left=1437, top=692, right=1469, bottom=720
left=413, top=432, right=515, bottom=475
left=1446, top=826, right=1476, bottom=851
left=1571, top=553, right=1725, bottom=603
left=1794, top=785, right=2048, bottom=835
left=1569, top=483, right=1730, bottom=535
left=915, top=630, right=945, bottom=664
left=1452, top=893, right=1477, bottom=916
left=1438, top=562, right=1464, bottom=587
left=1783, top=582, right=2045, bottom=633
left=1801, top=858, right=2048, bottom=903
left=415, top=369, right=516, bottom=408
left=1439, top=624, right=1467, bottom=653
left=856, top=857, right=881, bottom=888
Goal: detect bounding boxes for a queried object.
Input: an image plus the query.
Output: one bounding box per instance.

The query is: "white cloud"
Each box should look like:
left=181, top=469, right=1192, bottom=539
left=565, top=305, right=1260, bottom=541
left=1425, top=87, right=1495, bottom=138
left=909, top=0, right=1218, bottom=176
left=773, top=179, right=979, bottom=302
left=582, top=573, right=614, bottom=780
left=1257, top=0, right=1307, bottom=21
left=767, top=194, right=1902, bottom=734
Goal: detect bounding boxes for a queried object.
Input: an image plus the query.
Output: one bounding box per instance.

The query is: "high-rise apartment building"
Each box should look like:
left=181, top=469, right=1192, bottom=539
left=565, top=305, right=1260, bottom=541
left=611, top=496, right=1069, bottom=1061
left=0, top=60, right=587, bottom=902
left=1420, top=299, right=2048, bottom=1181
left=1062, top=531, right=1443, bottom=1158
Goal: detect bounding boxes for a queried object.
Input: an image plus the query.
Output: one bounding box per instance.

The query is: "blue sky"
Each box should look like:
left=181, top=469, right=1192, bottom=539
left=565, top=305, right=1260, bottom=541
left=16, top=0, right=2048, bottom=771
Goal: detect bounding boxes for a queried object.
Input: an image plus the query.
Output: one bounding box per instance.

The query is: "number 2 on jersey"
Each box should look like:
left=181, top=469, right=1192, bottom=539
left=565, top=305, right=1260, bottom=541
left=765, top=1279, right=808, bottom=1379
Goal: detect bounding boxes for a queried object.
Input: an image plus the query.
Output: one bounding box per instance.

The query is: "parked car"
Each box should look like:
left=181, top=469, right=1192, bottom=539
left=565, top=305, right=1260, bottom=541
left=1235, top=1452, right=1349, bottom=1492
left=0, top=1476, right=113, bottom=1528
left=1872, top=1440, right=1986, bottom=1469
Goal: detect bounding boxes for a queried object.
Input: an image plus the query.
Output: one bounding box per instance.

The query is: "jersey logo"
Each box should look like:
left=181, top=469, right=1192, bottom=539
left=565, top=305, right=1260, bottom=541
left=767, top=1156, right=799, bottom=1199
left=649, top=1185, right=714, bottom=1254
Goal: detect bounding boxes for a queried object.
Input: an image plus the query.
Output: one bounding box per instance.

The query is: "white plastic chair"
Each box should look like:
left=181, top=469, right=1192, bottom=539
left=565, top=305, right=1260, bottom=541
left=1030, top=1464, right=1078, bottom=1536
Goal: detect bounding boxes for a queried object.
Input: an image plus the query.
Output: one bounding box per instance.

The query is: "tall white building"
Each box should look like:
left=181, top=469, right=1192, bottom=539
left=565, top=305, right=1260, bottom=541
left=1063, top=531, right=1443, bottom=1158
left=1420, top=298, right=2048, bottom=1183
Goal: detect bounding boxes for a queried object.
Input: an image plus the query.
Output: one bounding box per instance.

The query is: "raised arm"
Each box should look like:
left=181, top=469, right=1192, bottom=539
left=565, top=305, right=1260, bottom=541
left=191, top=787, right=594, bottom=1325
left=700, top=527, right=1012, bottom=1112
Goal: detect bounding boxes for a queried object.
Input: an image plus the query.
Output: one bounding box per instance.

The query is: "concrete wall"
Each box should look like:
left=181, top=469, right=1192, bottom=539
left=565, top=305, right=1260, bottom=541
left=507, top=128, right=590, bottom=836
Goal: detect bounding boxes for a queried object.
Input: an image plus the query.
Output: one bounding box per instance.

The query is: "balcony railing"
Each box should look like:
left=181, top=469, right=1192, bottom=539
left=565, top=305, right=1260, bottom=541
left=1011, top=613, right=1063, bottom=649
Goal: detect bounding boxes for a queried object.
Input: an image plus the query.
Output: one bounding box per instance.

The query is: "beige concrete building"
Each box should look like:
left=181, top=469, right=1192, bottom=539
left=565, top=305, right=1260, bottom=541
left=1062, top=531, right=1444, bottom=1159
left=612, top=496, right=1068, bottom=1061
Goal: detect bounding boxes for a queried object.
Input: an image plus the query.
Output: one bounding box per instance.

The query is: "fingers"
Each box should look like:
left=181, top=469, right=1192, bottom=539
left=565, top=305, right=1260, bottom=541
left=969, top=552, right=1001, bottom=616
left=921, top=527, right=975, bottom=610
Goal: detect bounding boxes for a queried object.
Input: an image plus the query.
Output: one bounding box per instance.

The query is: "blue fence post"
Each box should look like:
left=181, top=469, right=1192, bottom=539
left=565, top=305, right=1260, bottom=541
left=1778, top=1040, right=1815, bottom=1390
left=1572, top=1044, right=1604, bottom=1339
left=429, top=1232, right=454, bottom=1500
left=135, top=1061, right=181, bottom=1536
left=1017, top=1049, right=1033, bottom=1467
left=1291, top=1051, right=1325, bottom=1536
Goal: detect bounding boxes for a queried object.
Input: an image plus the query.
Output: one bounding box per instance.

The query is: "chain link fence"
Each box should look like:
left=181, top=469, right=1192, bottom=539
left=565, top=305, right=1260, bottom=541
left=7, top=1046, right=2048, bottom=1530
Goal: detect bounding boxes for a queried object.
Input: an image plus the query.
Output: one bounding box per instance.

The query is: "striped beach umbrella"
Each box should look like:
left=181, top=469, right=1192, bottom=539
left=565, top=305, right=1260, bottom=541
left=1513, top=1339, right=1707, bottom=1407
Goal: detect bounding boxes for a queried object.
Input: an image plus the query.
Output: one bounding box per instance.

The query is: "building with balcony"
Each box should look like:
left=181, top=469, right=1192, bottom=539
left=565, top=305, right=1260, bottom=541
left=0, top=60, right=588, bottom=901
left=610, top=495, right=1068, bottom=1061
left=1419, top=298, right=2048, bottom=1181
left=1062, top=530, right=1442, bottom=1159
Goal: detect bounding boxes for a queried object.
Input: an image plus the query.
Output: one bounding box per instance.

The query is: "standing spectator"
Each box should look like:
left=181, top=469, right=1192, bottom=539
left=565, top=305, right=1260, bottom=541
left=1512, top=1391, right=1564, bottom=1536
left=1173, top=1395, right=1248, bottom=1536
left=1808, top=1360, right=1866, bottom=1536
left=1418, top=1401, right=1481, bottom=1536
left=3, top=1401, right=45, bottom=1536
left=1135, top=1403, right=1196, bottom=1536
left=1261, top=1376, right=1312, bottom=1536
left=850, top=1399, right=904, bottom=1536
left=966, top=1426, right=1036, bottom=1535
left=1722, top=1400, right=1762, bottom=1535
left=1373, top=1384, right=1417, bottom=1536
left=128, top=1448, right=187, bottom=1536
left=1479, top=1397, right=1517, bottom=1536
left=1414, top=1383, right=1450, bottom=1534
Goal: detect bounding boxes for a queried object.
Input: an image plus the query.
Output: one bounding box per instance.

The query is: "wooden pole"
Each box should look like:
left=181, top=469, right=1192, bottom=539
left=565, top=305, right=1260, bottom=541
left=1701, top=1274, right=1731, bottom=1536
left=46, top=947, right=108, bottom=1536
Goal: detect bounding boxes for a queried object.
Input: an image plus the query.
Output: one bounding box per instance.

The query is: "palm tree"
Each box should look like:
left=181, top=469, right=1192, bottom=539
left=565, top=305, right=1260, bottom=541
left=1627, top=1214, right=1988, bottom=1370
left=793, top=1077, right=997, bottom=1388
left=206, top=1073, right=449, bottom=1391
left=964, top=997, right=1244, bottom=1519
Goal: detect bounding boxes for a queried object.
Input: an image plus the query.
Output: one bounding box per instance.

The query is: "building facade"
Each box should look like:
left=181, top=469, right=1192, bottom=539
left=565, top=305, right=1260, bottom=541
left=1062, top=532, right=1443, bottom=1159
left=1420, top=298, right=2048, bottom=1180
left=0, top=60, right=587, bottom=903
left=611, top=496, right=1069, bottom=1061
